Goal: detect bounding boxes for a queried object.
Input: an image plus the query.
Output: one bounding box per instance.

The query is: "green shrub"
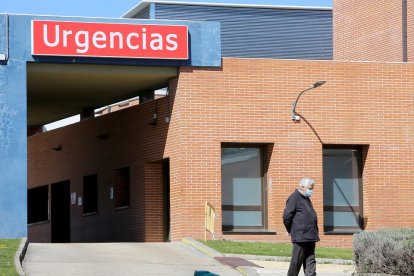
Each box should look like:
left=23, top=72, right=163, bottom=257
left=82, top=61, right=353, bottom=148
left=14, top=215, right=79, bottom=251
left=353, top=229, right=414, bottom=275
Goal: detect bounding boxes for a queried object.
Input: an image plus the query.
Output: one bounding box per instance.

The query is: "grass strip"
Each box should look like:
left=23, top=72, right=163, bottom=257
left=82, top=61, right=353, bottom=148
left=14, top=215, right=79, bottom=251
left=0, top=239, right=21, bottom=276
left=201, top=240, right=353, bottom=260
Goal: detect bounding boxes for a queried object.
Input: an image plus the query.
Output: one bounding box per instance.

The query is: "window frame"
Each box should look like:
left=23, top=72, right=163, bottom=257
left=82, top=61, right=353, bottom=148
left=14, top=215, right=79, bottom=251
left=322, top=145, right=364, bottom=234
left=221, top=143, right=268, bottom=232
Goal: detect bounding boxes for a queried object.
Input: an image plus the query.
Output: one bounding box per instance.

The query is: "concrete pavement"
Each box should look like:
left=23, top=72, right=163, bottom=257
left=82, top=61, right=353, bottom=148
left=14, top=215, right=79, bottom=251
left=22, top=240, right=355, bottom=276
left=240, top=259, right=354, bottom=275
left=23, top=242, right=242, bottom=276
left=182, top=239, right=355, bottom=276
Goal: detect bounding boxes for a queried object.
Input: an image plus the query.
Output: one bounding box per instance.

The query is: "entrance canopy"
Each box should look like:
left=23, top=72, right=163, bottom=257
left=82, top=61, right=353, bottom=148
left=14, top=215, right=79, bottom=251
left=27, top=63, right=177, bottom=126
left=0, top=13, right=220, bottom=238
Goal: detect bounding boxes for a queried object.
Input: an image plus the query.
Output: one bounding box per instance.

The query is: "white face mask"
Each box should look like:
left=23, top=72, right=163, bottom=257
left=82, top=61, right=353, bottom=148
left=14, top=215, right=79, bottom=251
left=304, top=189, right=313, bottom=197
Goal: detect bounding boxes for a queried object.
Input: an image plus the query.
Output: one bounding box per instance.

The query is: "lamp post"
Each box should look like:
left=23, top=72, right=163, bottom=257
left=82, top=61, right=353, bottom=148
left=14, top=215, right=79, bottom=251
left=292, top=81, right=326, bottom=122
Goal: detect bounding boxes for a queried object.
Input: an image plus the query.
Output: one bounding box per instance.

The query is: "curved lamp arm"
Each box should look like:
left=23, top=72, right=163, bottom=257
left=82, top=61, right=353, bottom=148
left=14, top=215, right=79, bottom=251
left=292, top=81, right=326, bottom=122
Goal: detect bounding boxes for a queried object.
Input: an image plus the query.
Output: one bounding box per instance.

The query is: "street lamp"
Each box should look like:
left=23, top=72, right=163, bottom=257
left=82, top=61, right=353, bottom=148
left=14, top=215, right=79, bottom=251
left=292, top=81, right=326, bottom=122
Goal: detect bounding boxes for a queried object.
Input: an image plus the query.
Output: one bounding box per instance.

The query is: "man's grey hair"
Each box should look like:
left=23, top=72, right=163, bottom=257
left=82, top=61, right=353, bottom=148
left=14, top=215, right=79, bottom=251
left=299, top=177, right=315, bottom=189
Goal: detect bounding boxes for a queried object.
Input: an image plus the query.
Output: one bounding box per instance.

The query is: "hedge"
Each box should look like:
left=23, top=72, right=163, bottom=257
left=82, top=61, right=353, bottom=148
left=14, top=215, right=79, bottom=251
left=353, top=228, right=414, bottom=275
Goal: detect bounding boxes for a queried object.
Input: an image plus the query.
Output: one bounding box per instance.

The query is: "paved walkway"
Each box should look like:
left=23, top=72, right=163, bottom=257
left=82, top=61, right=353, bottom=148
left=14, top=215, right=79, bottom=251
left=245, top=260, right=353, bottom=275
left=183, top=239, right=355, bottom=276
left=22, top=240, right=355, bottom=276
left=23, top=242, right=242, bottom=276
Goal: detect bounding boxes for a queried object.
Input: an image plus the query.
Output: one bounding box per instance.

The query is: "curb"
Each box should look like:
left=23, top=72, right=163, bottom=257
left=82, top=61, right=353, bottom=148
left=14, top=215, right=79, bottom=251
left=14, top=237, right=28, bottom=276
left=225, top=253, right=354, bottom=265
left=224, top=254, right=290, bottom=263
left=182, top=237, right=224, bottom=258
left=352, top=272, right=398, bottom=276
left=236, top=266, right=259, bottom=276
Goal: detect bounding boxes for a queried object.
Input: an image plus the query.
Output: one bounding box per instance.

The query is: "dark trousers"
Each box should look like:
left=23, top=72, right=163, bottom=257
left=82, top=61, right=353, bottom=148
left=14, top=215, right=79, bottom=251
left=287, top=242, right=316, bottom=276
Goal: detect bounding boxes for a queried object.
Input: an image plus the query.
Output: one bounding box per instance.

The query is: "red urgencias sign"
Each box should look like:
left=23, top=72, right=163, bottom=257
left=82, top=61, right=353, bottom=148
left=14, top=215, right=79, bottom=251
left=31, top=20, right=189, bottom=60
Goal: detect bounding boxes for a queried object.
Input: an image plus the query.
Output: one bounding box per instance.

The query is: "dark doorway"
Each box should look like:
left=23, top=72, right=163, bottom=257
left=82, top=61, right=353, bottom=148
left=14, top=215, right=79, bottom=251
left=162, top=159, right=170, bottom=242
left=51, top=181, right=70, bottom=243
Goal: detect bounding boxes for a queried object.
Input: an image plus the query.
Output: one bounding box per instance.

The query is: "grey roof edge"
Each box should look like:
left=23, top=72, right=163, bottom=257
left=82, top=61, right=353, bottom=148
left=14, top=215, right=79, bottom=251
left=0, top=12, right=145, bottom=20
left=122, top=0, right=332, bottom=18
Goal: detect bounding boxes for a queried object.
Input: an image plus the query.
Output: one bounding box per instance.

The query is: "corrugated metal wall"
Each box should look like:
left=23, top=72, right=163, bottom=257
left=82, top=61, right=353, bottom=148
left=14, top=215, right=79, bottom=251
left=133, top=5, right=151, bottom=19
left=153, top=4, right=333, bottom=60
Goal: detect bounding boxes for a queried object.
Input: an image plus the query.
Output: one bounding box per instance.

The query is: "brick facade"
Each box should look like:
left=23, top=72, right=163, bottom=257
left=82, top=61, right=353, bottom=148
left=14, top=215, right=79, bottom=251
left=333, top=0, right=405, bottom=62
left=28, top=98, right=170, bottom=242
left=28, top=58, right=414, bottom=248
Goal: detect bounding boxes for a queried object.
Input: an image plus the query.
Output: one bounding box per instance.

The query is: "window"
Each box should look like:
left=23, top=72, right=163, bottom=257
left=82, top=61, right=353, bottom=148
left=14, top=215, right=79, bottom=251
left=221, top=145, right=267, bottom=232
left=323, top=146, right=364, bottom=233
left=114, top=167, right=130, bottom=208
left=83, top=174, right=98, bottom=214
left=28, top=185, right=48, bottom=224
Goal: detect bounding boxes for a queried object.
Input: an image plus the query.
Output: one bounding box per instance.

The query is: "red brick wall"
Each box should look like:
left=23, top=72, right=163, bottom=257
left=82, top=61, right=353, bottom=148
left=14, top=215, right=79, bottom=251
left=333, top=0, right=404, bottom=62
left=171, top=58, right=414, bottom=248
left=28, top=98, right=170, bottom=243
left=28, top=58, right=414, bottom=248
left=143, top=161, right=164, bottom=242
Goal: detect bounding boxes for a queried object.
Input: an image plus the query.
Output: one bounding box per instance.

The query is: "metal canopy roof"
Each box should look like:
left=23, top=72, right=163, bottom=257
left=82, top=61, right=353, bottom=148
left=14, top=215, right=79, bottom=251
left=122, top=0, right=332, bottom=18
left=27, top=63, right=177, bottom=127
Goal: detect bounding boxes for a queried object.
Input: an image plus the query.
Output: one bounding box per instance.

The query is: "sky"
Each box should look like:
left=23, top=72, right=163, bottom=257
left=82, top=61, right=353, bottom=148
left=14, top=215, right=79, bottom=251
left=2, top=0, right=332, bottom=18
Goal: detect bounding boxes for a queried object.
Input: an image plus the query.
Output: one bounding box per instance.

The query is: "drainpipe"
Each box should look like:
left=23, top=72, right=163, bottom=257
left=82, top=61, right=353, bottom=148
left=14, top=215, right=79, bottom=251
left=402, top=0, right=408, bottom=62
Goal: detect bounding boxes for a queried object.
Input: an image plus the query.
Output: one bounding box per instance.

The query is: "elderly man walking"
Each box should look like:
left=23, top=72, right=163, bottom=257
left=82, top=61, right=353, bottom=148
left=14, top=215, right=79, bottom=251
left=283, top=177, right=320, bottom=276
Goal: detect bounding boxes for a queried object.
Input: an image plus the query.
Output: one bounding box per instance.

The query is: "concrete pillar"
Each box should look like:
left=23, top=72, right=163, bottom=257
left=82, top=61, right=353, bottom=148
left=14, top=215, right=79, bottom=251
left=0, top=60, right=28, bottom=238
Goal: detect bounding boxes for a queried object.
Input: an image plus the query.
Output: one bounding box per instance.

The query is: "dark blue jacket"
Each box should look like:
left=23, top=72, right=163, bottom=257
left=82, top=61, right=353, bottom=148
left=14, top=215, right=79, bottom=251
left=283, top=190, right=320, bottom=243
